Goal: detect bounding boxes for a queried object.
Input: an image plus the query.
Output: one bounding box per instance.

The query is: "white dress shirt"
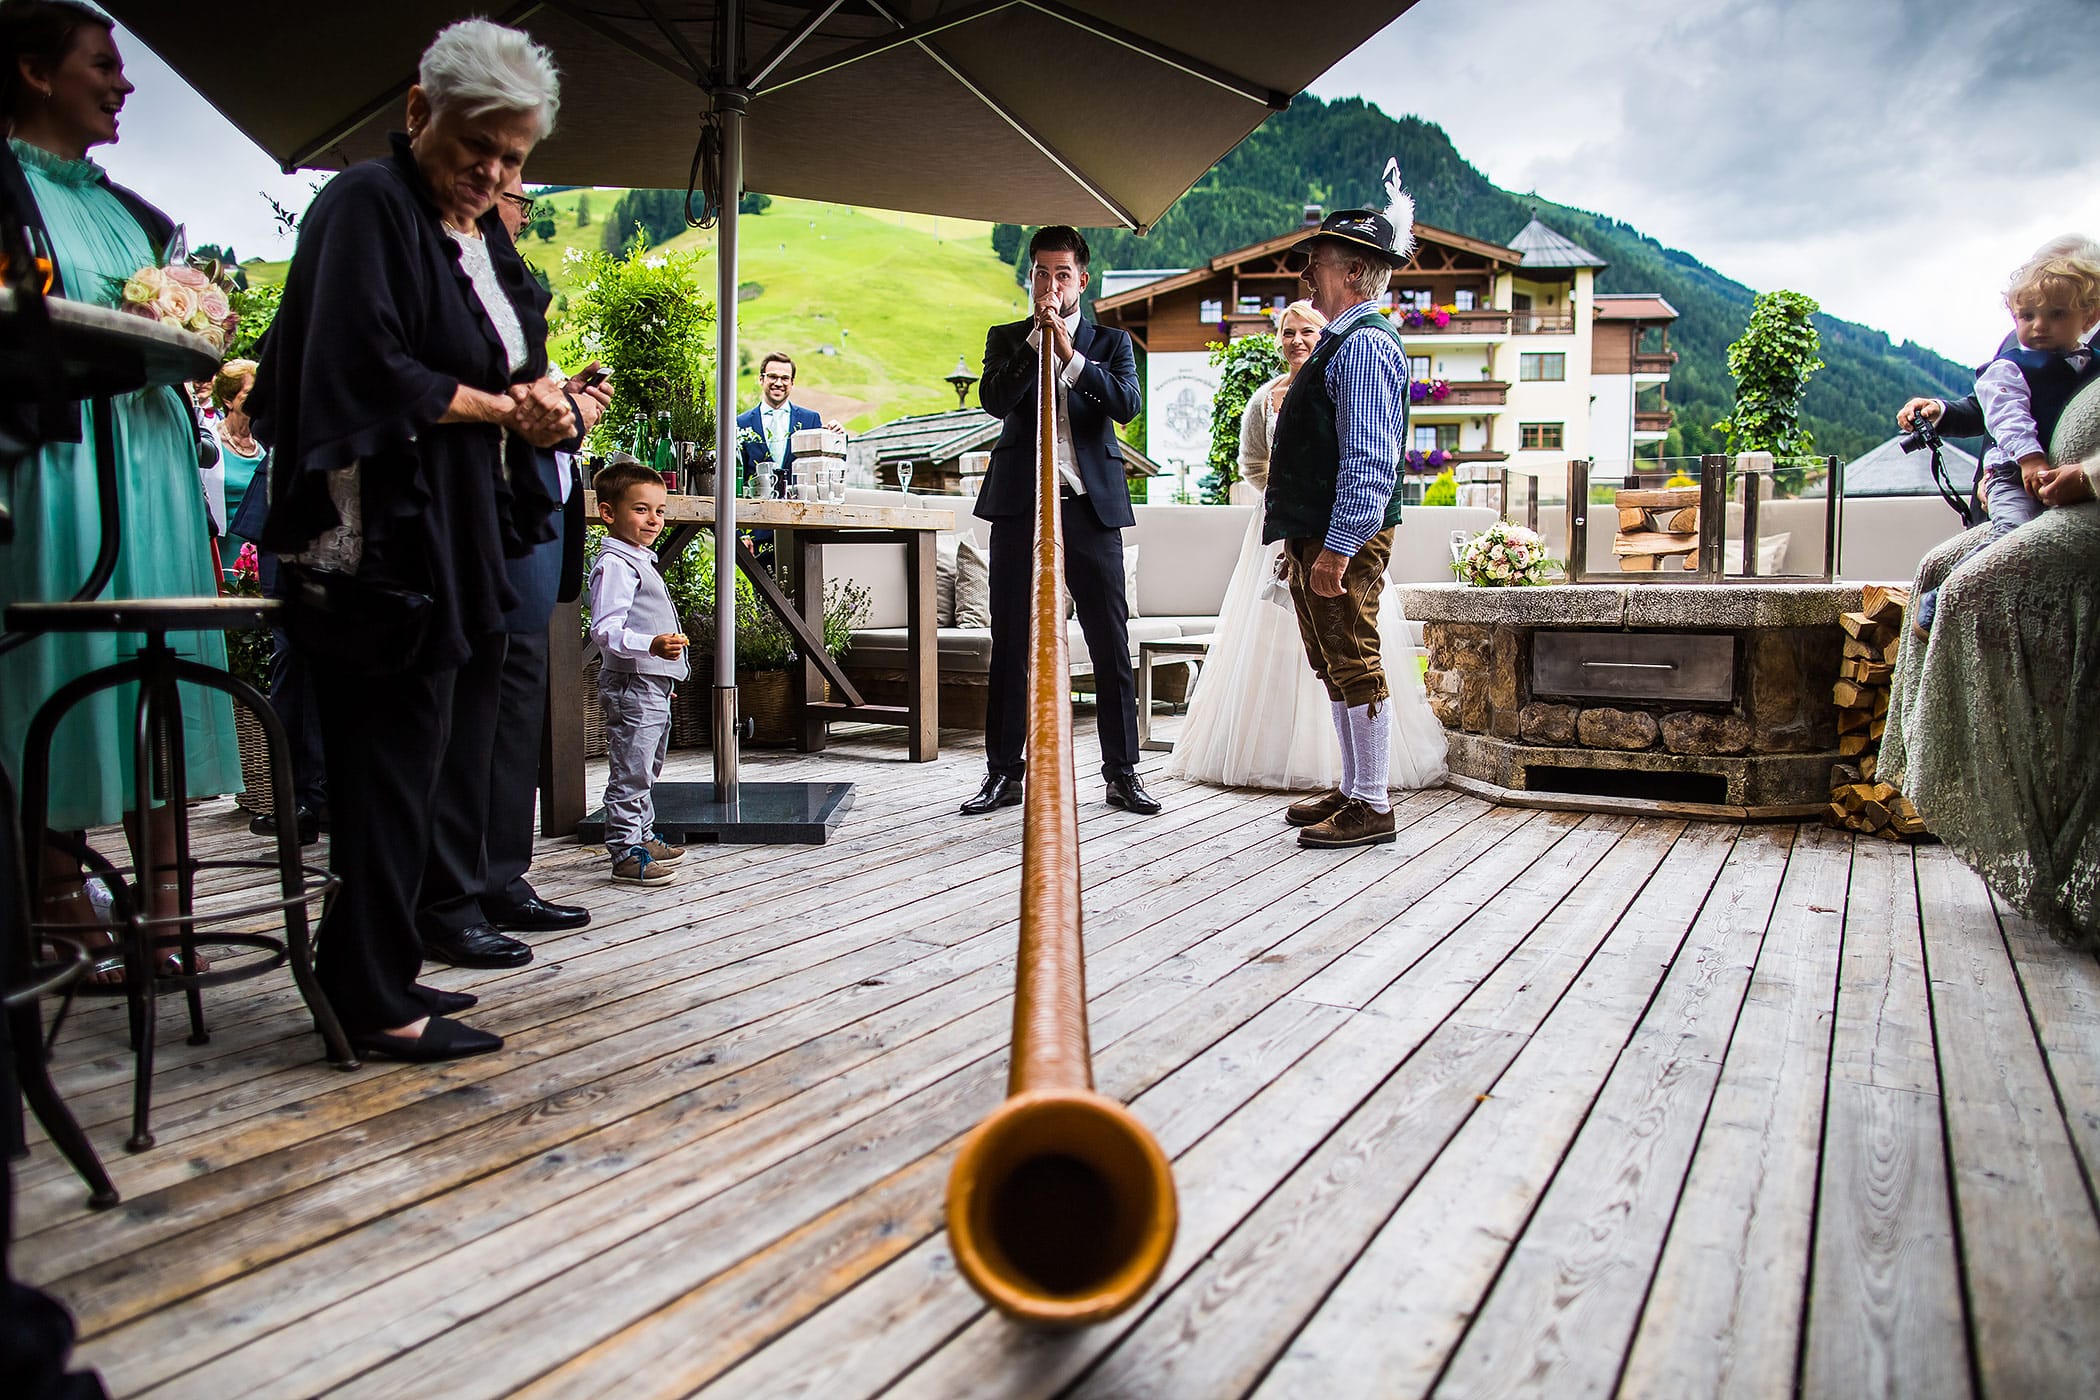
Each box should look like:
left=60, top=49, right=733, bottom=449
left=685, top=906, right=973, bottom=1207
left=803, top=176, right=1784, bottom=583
left=761, top=402, right=793, bottom=464
left=1025, top=307, right=1091, bottom=497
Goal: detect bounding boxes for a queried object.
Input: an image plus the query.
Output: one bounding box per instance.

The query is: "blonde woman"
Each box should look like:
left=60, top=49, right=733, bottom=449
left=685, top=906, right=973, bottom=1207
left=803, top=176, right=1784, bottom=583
left=1170, top=301, right=1446, bottom=791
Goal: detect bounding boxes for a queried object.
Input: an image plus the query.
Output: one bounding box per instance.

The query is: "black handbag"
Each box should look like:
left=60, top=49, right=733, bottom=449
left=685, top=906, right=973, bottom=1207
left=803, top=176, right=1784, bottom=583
left=281, top=565, right=435, bottom=676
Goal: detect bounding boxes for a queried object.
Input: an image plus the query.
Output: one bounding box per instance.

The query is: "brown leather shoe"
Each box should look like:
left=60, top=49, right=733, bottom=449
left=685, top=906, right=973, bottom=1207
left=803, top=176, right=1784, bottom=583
left=1297, top=798, right=1397, bottom=849
left=1285, top=788, right=1349, bottom=827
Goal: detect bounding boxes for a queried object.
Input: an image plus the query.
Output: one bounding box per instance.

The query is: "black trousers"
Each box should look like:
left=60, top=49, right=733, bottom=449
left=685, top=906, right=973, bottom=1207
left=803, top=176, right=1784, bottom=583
left=414, top=630, right=509, bottom=938
left=985, top=499, right=1139, bottom=783
left=313, top=636, right=500, bottom=1032
left=481, top=623, right=548, bottom=910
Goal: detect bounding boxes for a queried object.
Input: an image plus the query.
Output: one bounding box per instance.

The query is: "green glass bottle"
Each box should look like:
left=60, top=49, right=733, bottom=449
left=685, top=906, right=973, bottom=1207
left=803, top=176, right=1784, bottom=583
left=653, top=410, right=677, bottom=490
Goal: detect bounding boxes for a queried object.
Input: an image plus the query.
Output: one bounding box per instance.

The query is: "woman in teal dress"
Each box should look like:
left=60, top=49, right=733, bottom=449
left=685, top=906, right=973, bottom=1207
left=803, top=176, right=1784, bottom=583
left=1, top=1, right=239, bottom=944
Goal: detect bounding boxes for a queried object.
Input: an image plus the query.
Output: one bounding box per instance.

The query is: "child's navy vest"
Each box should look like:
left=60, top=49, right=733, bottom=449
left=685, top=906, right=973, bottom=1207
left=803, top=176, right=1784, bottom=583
left=1993, top=339, right=2100, bottom=454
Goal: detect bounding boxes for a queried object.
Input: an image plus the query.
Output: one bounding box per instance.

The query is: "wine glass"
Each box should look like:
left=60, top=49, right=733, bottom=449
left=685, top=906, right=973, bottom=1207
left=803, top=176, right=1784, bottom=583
left=896, top=461, right=913, bottom=494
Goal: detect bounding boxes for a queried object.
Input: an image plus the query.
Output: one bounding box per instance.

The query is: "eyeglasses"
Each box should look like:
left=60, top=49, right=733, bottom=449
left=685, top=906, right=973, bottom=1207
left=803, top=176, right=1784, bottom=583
left=499, top=191, right=538, bottom=223
left=761, top=373, right=795, bottom=385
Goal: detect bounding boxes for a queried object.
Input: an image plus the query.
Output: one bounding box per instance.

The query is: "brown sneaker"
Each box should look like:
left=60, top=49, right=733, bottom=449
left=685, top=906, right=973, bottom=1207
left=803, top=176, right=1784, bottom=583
left=1285, top=788, right=1349, bottom=827
left=1297, top=798, right=1397, bottom=849
left=640, top=835, right=686, bottom=868
left=610, top=846, right=679, bottom=885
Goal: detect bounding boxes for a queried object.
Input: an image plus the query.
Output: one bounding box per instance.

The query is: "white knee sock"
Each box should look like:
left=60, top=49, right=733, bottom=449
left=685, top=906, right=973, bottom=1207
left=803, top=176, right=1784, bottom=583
left=1330, top=698, right=1355, bottom=797
left=1348, top=701, right=1391, bottom=812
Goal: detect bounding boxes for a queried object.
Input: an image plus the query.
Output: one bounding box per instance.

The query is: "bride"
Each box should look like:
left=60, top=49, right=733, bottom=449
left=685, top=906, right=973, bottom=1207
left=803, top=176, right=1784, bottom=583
left=1168, top=300, right=1447, bottom=792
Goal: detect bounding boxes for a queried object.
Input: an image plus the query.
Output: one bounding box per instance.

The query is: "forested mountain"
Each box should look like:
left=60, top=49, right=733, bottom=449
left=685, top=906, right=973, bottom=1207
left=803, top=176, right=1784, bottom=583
left=996, top=95, right=1973, bottom=461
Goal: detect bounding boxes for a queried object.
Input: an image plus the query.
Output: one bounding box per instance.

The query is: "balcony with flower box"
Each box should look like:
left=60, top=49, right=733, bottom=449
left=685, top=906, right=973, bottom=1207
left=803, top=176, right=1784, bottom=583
left=1409, top=378, right=1509, bottom=416
left=1392, top=306, right=1511, bottom=343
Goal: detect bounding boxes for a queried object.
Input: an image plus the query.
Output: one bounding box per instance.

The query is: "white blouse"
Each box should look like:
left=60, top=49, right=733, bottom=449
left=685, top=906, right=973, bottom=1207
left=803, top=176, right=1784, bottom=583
left=447, top=226, right=528, bottom=375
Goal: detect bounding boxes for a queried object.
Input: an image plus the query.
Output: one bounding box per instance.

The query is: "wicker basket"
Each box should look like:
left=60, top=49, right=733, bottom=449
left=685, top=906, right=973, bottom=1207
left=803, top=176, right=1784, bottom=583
left=581, top=656, right=606, bottom=759
left=669, top=679, right=709, bottom=748
left=234, top=704, right=274, bottom=816
left=742, top=668, right=794, bottom=746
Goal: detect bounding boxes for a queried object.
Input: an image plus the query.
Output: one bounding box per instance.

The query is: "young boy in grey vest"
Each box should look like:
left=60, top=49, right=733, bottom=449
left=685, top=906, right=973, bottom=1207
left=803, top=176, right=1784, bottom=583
left=588, top=462, right=690, bottom=884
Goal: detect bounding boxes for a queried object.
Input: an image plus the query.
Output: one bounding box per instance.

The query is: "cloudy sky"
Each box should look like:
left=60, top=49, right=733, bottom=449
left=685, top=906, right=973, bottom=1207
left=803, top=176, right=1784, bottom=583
left=87, top=0, right=2097, bottom=367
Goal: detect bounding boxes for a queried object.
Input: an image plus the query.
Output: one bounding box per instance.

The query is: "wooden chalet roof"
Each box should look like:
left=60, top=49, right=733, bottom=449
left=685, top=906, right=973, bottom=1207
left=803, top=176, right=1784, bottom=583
left=1594, top=293, right=1681, bottom=322
left=1094, top=219, right=1522, bottom=315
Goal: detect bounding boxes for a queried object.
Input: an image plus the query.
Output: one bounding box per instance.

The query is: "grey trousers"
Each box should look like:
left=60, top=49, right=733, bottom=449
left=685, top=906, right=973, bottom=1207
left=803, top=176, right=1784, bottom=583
left=599, top=670, right=676, bottom=848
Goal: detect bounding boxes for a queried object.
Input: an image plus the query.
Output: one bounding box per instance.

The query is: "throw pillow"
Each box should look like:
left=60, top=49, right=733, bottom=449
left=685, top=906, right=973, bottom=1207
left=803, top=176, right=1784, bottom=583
left=954, top=535, right=992, bottom=627
left=936, top=536, right=959, bottom=627
left=1124, top=543, right=1141, bottom=618
left=1723, top=531, right=1792, bottom=575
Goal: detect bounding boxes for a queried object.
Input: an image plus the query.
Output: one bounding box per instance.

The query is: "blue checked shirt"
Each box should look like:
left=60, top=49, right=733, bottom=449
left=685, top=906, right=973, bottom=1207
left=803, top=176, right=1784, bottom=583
left=1320, top=300, right=1410, bottom=557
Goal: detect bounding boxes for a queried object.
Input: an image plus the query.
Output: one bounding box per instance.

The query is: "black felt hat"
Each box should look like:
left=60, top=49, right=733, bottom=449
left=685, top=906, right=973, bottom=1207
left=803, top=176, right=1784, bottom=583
left=1286, top=207, right=1413, bottom=270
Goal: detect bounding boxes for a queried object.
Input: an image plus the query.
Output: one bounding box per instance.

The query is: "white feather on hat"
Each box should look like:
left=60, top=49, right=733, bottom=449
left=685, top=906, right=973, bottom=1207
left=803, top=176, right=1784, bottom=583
left=1382, top=157, right=1417, bottom=262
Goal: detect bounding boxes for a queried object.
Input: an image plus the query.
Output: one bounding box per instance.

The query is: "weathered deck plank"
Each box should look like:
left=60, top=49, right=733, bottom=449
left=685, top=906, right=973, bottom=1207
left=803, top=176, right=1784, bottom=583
left=5, top=729, right=2094, bottom=1400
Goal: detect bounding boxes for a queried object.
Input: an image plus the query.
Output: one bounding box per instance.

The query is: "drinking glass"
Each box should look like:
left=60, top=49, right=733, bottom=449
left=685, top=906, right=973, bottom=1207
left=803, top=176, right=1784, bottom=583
left=896, top=461, right=913, bottom=494
left=827, top=462, right=847, bottom=504
left=753, top=465, right=776, bottom=501
left=1449, top=529, right=1470, bottom=565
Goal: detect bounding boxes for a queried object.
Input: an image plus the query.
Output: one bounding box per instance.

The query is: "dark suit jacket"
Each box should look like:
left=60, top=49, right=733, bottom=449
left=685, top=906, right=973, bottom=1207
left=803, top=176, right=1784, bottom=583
left=975, top=315, right=1141, bottom=529
left=736, top=401, right=822, bottom=480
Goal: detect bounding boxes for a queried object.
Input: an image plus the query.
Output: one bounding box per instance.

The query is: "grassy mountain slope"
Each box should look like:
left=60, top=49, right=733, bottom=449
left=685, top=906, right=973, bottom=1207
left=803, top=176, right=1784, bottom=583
left=248, top=193, right=1026, bottom=433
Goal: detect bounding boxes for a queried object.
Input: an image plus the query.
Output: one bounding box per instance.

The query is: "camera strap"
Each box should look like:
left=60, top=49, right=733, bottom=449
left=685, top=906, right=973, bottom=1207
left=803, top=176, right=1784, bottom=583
left=1928, top=439, right=1977, bottom=529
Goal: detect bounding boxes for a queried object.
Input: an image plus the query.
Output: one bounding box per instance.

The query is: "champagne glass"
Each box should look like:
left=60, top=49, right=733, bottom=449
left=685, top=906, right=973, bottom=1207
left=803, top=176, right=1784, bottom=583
left=896, top=461, right=913, bottom=494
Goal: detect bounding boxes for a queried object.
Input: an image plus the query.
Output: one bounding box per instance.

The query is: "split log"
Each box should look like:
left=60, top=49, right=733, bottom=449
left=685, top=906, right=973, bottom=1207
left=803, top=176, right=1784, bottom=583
left=1859, top=753, right=1877, bottom=782
left=1613, top=530, right=1701, bottom=558
left=1654, top=506, right=1700, bottom=534
left=1838, top=708, right=1872, bottom=734
left=1617, top=506, right=1648, bottom=530
left=1613, top=486, right=1702, bottom=509
left=1833, top=680, right=1872, bottom=710
left=1617, top=554, right=1657, bottom=572
left=1861, top=584, right=1909, bottom=625
left=1839, top=612, right=1889, bottom=642
left=1839, top=732, right=1870, bottom=757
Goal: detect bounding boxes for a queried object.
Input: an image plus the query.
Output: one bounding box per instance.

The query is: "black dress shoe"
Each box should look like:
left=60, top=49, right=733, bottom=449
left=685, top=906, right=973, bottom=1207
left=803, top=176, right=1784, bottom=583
left=250, top=805, right=322, bottom=846
left=351, top=1015, right=503, bottom=1062
left=960, top=773, right=1023, bottom=815
left=1105, top=773, right=1162, bottom=815
left=422, top=923, right=533, bottom=969
left=485, top=895, right=591, bottom=933
left=414, top=984, right=479, bottom=1015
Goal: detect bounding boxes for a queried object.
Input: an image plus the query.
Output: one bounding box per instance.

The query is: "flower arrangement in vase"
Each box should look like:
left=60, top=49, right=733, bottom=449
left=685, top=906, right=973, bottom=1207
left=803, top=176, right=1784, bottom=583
left=1453, top=522, right=1558, bottom=587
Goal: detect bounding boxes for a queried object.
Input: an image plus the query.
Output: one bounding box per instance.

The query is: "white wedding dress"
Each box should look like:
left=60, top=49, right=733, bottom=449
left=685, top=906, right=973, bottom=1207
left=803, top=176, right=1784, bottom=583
left=1168, top=375, right=1448, bottom=792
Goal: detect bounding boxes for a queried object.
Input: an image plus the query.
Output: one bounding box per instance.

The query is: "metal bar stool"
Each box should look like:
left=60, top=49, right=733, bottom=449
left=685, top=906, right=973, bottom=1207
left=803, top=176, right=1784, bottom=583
left=3, top=770, right=118, bottom=1208
left=6, top=596, right=357, bottom=1152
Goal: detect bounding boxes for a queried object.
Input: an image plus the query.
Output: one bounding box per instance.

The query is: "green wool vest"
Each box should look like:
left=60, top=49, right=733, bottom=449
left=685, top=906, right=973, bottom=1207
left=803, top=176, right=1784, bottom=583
left=1262, top=315, right=1408, bottom=546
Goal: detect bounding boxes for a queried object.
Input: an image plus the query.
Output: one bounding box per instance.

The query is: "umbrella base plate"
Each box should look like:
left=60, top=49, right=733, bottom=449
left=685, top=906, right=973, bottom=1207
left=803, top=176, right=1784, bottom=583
left=576, top=781, right=855, bottom=846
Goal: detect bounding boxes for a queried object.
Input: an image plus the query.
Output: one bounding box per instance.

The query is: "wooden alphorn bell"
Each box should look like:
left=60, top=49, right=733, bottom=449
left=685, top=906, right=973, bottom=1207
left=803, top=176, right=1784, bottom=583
left=943, top=324, right=1178, bottom=1328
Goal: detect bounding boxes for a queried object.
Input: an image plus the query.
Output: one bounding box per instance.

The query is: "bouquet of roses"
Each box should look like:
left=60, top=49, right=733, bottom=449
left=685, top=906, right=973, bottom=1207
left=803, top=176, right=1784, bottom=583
left=112, top=243, right=239, bottom=352
left=1453, top=521, right=1557, bottom=587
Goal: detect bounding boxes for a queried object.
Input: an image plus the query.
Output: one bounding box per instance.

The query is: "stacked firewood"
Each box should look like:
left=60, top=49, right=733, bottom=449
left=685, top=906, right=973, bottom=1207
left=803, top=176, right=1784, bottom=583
left=1826, top=584, right=1927, bottom=840
left=1612, top=486, right=1702, bottom=572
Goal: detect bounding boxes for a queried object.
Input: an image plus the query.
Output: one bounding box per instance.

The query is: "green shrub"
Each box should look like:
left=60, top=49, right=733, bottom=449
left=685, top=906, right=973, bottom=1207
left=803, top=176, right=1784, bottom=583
left=1421, top=469, right=1457, bottom=507
left=565, top=242, right=717, bottom=449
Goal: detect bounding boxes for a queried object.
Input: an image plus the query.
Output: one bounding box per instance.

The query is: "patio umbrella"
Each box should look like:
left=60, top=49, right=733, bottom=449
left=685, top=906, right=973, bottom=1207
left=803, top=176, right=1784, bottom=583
left=104, top=0, right=1420, bottom=809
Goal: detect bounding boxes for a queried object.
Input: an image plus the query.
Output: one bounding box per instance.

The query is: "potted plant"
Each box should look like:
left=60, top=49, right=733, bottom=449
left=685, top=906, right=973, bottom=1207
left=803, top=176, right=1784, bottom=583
left=563, top=240, right=717, bottom=451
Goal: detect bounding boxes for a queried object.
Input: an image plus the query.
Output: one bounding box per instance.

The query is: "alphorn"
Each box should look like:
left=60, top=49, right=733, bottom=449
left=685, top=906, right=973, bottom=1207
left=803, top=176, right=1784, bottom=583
left=943, top=324, right=1178, bottom=1327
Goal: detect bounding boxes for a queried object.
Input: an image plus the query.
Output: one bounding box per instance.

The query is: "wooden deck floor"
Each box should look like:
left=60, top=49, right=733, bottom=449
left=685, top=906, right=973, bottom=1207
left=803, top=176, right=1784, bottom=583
left=14, top=726, right=2100, bottom=1399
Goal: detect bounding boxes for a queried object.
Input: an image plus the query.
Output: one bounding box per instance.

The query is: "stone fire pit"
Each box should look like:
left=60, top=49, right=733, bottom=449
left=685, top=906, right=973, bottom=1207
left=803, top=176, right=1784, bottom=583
left=1401, top=582, right=1856, bottom=817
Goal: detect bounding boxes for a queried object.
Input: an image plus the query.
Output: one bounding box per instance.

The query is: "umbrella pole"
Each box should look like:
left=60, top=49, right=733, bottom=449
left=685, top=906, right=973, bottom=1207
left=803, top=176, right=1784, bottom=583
left=710, top=8, right=746, bottom=802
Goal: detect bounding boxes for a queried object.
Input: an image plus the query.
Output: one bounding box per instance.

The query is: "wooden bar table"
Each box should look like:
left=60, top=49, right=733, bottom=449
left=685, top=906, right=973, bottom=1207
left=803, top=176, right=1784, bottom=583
left=542, top=495, right=953, bottom=837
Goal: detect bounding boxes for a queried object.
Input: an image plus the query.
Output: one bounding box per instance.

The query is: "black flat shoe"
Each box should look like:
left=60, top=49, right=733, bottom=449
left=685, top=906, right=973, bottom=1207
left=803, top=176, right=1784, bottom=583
left=960, top=773, right=1023, bottom=815
left=351, top=1015, right=502, bottom=1062
left=415, top=984, right=479, bottom=1015
left=1105, top=774, right=1162, bottom=816
left=422, top=923, right=533, bottom=969
left=250, top=805, right=322, bottom=846
left=485, top=895, right=591, bottom=933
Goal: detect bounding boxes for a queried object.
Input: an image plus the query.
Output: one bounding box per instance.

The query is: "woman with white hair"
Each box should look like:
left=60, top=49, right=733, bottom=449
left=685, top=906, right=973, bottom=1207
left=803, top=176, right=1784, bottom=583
left=249, top=19, right=577, bottom=1061
left=1169, top=300, right=1446, bottom=791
